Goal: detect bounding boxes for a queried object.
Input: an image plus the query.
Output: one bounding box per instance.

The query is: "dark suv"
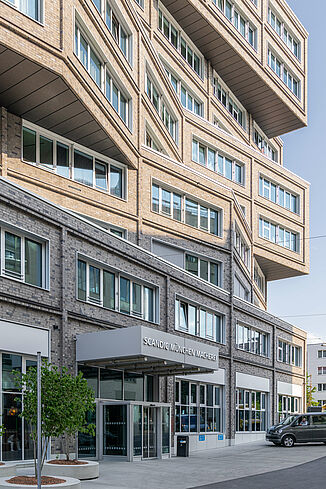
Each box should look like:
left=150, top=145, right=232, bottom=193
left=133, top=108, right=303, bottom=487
left=266, top=412, right=326, bottom=447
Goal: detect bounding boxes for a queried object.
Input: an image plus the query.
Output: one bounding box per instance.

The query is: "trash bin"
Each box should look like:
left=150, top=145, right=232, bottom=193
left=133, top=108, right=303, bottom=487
left=177, top=435, right=189, bottom=457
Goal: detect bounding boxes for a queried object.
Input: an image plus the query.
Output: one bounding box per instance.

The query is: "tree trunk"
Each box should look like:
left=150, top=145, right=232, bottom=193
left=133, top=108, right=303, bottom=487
left=65, top=434, right=70, bottom=461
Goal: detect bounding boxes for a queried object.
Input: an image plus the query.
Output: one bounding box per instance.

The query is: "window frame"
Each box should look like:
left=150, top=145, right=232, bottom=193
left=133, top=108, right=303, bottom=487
left=259, top=176, right=299, bottom=215
left=268, top=48, right=301, bottom=100
left=278, top=339, right=302, bottom=367
left=259, top=217, right=299, bottom=253
left=3, top=0, right=43, bottom=23
left=213, top=77, right=246, bottom=130
left=268, top=7, right=301, bottom=61
left=213, top=0, right=257, bottom=50
left=236, top=323, right=269, bottom=357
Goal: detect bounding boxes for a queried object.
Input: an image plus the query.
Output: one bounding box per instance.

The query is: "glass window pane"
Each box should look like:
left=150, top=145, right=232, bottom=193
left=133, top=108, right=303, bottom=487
left=110, top=165, right=123, bottom=198
left=78, top=365, right=99, bottom=397
left=124, top=372, right=144, bottom=401
left=5, top=232, right=21, bottom=276
left=225, top=158, right=232, bottom=180
left=162, top=189, right=171, bottom=215
left=78, top=260, right=86, bottom=301
left=100, top=369, right=123, bottom=399
left=23, top=127, right=36, bottom=162
left=210, top=263, right=219, bottom=286
left=120, top=277, right=130, bottom=314
left=185, top=254, right=198, bottom=275
left=200, top=206, right=208, bottom=230
left=185, top=199, right=198, bottom=228
left=144, top=286, right=154, bottom=322
left=95, top=160, right=107, bottom=190
left=208, top=149, right=216, bottom=171
left=25, top=238, right=42, bottom=287
left=120, top=93, right=127, bottom=123
left=173, top=193, right=182, bottom=221
left=112, top=84, right=119, bottom=112
left=210, top=210, right=219, bottom=235
left=21, top=0, right=39, bottom=20
left=89, top=265, right=100, bottom=302
left=74, top=150, right=93, bottom=186
left=132, top=282, right=142, bottom=316
left=2, top=354, right=22, bottom=391
left=200, top=259, right=208, bottom=281
left=188, top=305, right=197, bottom=335
left=103, top=270, right=115, bottom=309
left=56, top=142, right=69, bottom=178
left=152, top=184, right=159, bottom=212
left=2, top=393, right=22, bottom=461
left=79, top=33, right=88, bottom=68
left=39, top=136, right=53, bottom=168
left=90, top=48, right=101, bottom=86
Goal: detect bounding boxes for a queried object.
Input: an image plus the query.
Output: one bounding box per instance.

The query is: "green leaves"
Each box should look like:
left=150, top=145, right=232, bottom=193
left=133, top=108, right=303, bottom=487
left=0, top=424, right=5, bottom=437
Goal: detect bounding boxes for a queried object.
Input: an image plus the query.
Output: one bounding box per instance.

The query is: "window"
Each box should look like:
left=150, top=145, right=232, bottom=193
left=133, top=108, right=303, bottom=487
left=213, top=78, right=245, bottom=129
left=236, top=324, right=268, bottom=357
left=180, top=85, right=203, bottom=116
left=259, top=177, right=299, bottom=214
left=175, top=380, right=222, bottom=433
left=77, top=258, right=157, bottom=322
left=22, top=124, right=126, bottom=198
left=213, top=0, right=257, bottom=49
left=259, top=218, right=299, bottom=252
left=5, top=0, right=42, bottom=22
left=175, top=298, right=224, bottom=344
left=254, top=261, right=265, bottom=297
left=318, top=384, right=326, bottom=392
left=75, top=24, right=102, bottom=87
left=278, top=395, right=300, bottom=422
left=236, top=389, right=266, bottom=432
left=192, top=140, right=244, bottom=184
left=318, top=367, right=326, bottom=375
left=278, top=339, right=302, bottom=366
left=0, top=227, right=47, bottom=288
left=158, top=8, right=202, bottom=77
left=234, top=228, right=250, bottom=269
left=234, top=276, right=249, bottom=301
left=268, top=49, right=300, bottom=99
left=268, top=8, right=301, bottom=60
left=105, top=71, right=131, bottom=127
left=254, top=129, right=278, bottom=162
left=91, top=0, right=132, bottom=63
left=145, top=129, right=165, bottom=153
left=318, top=350, right=326, bottom=359
left=146, top=74, right=177, bottom=142
left=185, top=254, right=221, bottom=286
left=152, top=183, right=222, bottom=236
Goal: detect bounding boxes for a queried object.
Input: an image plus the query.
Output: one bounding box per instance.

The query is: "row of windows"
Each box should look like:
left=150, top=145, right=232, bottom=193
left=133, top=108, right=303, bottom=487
left=175, top=298, right=225, bottom=344
left=77, top=259, right=156, bottom=322
left=146, top=74, right=177, bottom=141
left=213, top=78, right=245, bottom=129
left=158, top=8, right=202, bottom=77
left=318, top=350, right=326, bottom=359
left=213, top=0, right=257, bottom=49
left=22, top=126, right=125, bottom=199
left=278, top=339, right=302, bottom=367
left=164, top=66, right=203, bottom=117
left=318, top=367, right=326, bottom=375
left=185, top=254, right=221, bottom=287
left=278, top=395, right=300, bottom=422
left=268, top=49, right=300, bottom=99
left=236, top=324, right=268, bottom=357
left=234, top=228, right=250, bottom=269
left=152, top=184, right=222, bottom=236
left=92, top=0, right=131, bottom=63
left=259, top=218, right=299, bottom=252
left=175, top=380, right=222, bottom=433
left=259, top=177, right=299, bottom=214
left=268, top=8, right=300, bottom=60
left=254, top=129, right=278, bottom=162
left=74, top=24, right=132, bottom=128
left=236, top=389, right=266, bottom=432
left=192, top=140, right=244, bottom=185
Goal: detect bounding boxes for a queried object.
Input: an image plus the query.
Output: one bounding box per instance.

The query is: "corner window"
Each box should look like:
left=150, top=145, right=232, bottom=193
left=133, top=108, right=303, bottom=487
left=0, top=227, right=47, bottom=288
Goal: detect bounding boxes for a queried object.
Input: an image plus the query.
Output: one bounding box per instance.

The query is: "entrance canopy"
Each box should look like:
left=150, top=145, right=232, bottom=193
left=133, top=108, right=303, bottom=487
left=76, top=326, right=218, bottom=376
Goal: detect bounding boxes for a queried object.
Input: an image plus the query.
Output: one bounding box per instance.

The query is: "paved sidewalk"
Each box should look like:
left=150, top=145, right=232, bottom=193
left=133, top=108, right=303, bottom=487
left=79, top=442, right=326, bottom=489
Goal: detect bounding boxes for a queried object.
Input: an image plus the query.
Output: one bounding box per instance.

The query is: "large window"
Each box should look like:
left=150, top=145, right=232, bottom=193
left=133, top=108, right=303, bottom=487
left=213, top=78, right=245, bottom=129
left=268, top=8, right=300, bottom=60
left=185, top=253, right=221, bottom=287
left=213, top=0, right=257, bottom=49
left=105, top=70, right=131, bottom=126
left=146, top=74, right=177, bottom=142
left=1, top=353, right=38, bottom=461
left=259, top=176, right=299, bottom=214
left=158, top=8, right=202, bottom=77
left=175, top=380, right=222, bottom=433
left=152, top=183, right=222, bottom=237
left=77, top=258, right=157, bottom=323
left=192, top=139, right=244, bottom=185
left=5, top=0, right=42, bottom=22
left=254, top=129, right=278, bottom=162
left=22, top=124, right=126, bottom=199
left=234, top=227, right=250, bottom=269
left=278, top=395, right=300, bottom=422
left=268, top=49, right=300, bottom=99
left=236, top=389, right=267, bottom=432
left=91, top=0, right=132, bottom=63
left=175, top=298, right=225, bottom=344
left=0, top=227, right=47, bottom=288
left=236, top=324, right=268, bottom=357
left=278, top=339, right=302, bottom=367
left=234, top=276, right=249, bottom=301
left=75, top=24, right=102, bottom=87
left=259, top=218, right=299, bottom=252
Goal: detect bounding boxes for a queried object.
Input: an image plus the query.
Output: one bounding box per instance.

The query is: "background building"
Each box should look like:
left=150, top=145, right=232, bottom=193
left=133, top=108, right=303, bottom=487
left=0, top=0, right=308, bottom=460
left=307, top=343, right=326, bottom=410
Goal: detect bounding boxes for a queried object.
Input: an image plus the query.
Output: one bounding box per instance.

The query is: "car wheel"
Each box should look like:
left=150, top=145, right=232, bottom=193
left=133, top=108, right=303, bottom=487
left=282, top=435, right=295, bottom=448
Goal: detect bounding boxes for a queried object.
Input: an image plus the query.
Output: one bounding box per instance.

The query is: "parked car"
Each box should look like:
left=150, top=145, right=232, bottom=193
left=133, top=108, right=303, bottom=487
left=266, top=412, right=326, bottom=447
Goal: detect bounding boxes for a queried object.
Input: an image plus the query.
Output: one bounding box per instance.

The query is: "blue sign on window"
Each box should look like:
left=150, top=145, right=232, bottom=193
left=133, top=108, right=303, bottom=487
left=218, top=434, right=223, bottom=441
left=199, top=435, right=205, bottom=441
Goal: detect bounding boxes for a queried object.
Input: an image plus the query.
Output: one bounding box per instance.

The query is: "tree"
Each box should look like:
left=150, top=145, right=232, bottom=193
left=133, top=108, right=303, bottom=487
left=0, top=425, right=5, bottom=437
left=306, top=373, right=319, bottom=408
left=14, top=361, right=95, bottom=475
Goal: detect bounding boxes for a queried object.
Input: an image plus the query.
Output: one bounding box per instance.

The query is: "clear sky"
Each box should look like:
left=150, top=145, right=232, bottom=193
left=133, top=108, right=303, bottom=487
left=268, top=0, right=326, bottom=342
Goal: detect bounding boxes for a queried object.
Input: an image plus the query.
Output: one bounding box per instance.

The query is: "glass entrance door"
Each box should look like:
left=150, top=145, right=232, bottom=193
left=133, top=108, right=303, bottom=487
left=103, top=404, right=127, bottom=456
left=143, top=406, right=157, bottom=459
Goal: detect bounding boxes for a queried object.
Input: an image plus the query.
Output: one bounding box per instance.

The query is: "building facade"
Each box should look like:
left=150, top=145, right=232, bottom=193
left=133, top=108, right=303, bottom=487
left=0, top=0, right=309, bottom=461
left=307, top=344, right=326, bottom=410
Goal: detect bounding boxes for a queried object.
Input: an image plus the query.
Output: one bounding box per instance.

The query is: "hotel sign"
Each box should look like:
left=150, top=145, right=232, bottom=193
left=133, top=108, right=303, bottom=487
left=143, top=336, right=218, bottom=362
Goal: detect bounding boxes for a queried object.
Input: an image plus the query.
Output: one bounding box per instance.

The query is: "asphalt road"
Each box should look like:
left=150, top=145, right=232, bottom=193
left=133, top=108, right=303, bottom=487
left=191, top=455, right=326, bottom=489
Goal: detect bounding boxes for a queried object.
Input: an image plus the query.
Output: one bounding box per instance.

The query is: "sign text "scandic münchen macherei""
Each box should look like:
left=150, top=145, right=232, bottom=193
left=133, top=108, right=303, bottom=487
left=143, top=336, right=217, bottom=362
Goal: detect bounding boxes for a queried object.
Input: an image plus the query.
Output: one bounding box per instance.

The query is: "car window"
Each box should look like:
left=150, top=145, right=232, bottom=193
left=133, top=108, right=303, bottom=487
left=312, top=415, right=326, bottom=425
left=294, top=416, right=310, bottom=426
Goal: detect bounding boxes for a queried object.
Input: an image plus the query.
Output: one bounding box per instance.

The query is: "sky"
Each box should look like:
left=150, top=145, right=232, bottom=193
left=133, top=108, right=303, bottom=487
left=268, top=0, right=326, bottom=343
